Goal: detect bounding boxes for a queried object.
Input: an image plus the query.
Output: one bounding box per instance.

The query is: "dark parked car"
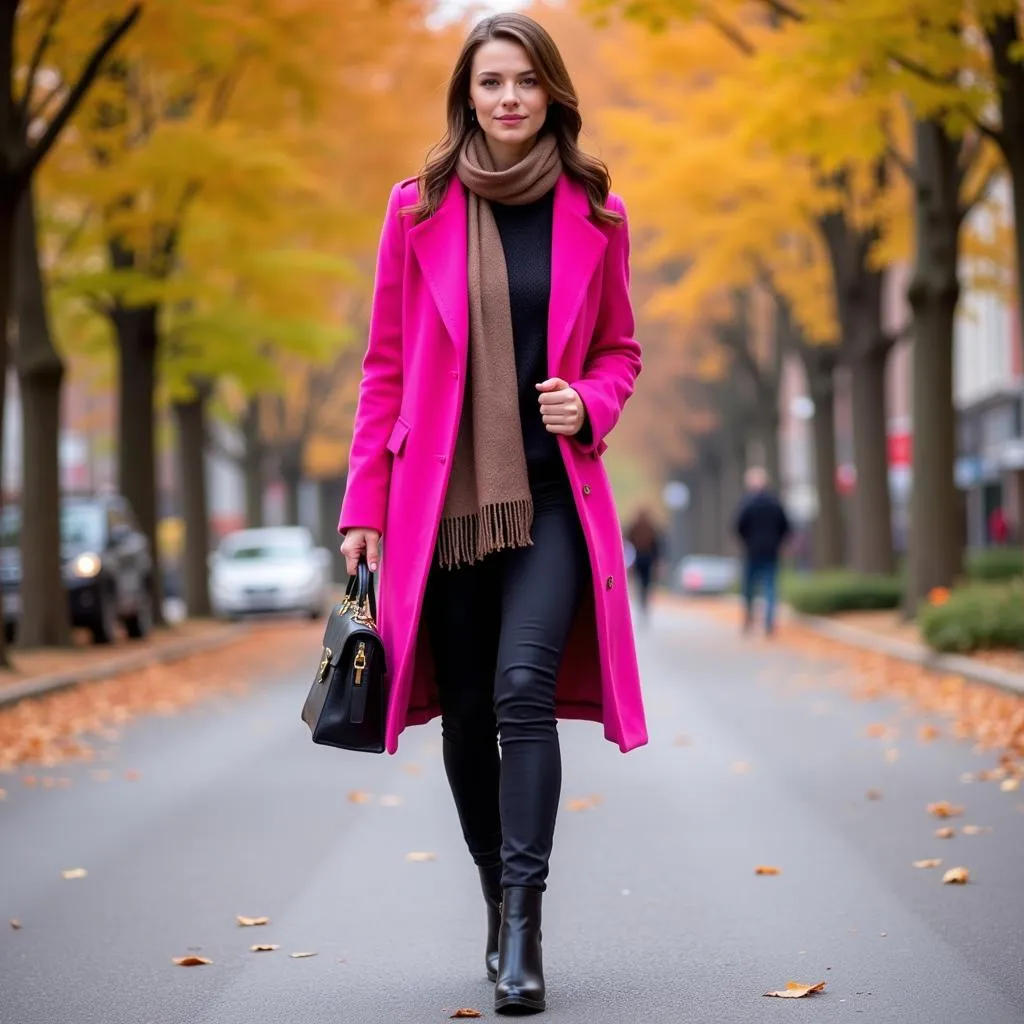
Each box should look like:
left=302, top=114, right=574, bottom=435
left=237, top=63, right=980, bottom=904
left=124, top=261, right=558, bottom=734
left=1, top=495, right=154, bottom=644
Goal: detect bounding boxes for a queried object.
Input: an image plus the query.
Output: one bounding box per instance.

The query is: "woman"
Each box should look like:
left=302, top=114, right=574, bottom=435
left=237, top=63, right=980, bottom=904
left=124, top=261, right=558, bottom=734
left=626, top=508, right=663, bottom=619
left=338, top=12, right=646, bottom=1015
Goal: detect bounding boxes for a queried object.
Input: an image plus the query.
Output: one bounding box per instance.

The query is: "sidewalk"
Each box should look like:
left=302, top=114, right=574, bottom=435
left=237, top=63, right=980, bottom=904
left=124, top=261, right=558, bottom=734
left=656, top=592, right=1024, bottom=698
left=0, top=619, right=251, bottom=707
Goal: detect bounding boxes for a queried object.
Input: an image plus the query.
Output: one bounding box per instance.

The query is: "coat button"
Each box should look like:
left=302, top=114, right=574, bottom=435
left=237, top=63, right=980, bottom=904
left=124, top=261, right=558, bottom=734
left=605, top=576, right=614, bottom=590
left=436, top=454, right=447, bottom=464
left=582, top=484, right=592, bottom=496
left=450, top=370, right=459, bottom=380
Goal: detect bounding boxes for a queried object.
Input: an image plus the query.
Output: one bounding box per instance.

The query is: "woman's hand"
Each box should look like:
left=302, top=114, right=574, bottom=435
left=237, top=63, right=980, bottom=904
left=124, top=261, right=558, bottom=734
left=340, top=528, right=381, bottom=576
left=536, top=378, right=586, bottom=436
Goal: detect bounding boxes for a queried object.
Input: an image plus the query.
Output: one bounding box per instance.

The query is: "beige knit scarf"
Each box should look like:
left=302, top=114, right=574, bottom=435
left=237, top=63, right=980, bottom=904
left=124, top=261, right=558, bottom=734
left=436, top=130, right=563, bottom=570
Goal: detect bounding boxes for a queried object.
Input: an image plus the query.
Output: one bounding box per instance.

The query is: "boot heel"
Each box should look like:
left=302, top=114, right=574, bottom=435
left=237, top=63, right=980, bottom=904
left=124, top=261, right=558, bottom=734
left=494, top=887, right=545, bottom=1015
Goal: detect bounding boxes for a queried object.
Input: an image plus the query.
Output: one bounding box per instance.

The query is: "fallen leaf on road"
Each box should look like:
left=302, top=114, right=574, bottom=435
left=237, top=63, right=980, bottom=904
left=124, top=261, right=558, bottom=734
left=405, top=852, right=437, bottom=862
left=567, top=797, right=599, bottom=811
left=380, top=795, right=403, bottom=807
left=236, top=916, right=269, bottom=927
left=918, top=724, right=940, bottom=742
left=884, top=748, right=900, bottom=763
left=347, top=790, right=372, bottom=804
left=0, top=788, right=6, bottom=800
left=960, top=772, right=976, bottom=784
left=173, top=956, right=212, bottom=966
left=450, top=1011, right=482, bottom=1019
left=935, top=827, right=956, bottom=839
left=22, top=776, right=37, bottom=787
left=866, top=723, right=888, bottom=739
left=763, top=981, right=826, bottom=999
left=961, top=825, right=992, bottom=835
left=250, top=944, right=280, bottom=952
left=401, top=764, right=422, bottom=777
left=10, top=919, right=21, bottom=930
left=866, top=789, right=883, bottom=801
left=61, top=868, right=87, bottom=879
left=290, top=951, right=318, bottom=958
left=124, top=770, right=141, bottom=781
left=927, top=802, right=964, bottom=819
left=913, top=859, right=942, bottom=869
left=1000, top=778, right=1020, bottom=792
left=942, top=867, right=969, bottom=885
left=91, top=770, right=112, bottom=782
left=732, top=761, right=750, bottom=774
left=673, top=734, right=691, bottom=747
left=754, top=866, right=781, bottom=876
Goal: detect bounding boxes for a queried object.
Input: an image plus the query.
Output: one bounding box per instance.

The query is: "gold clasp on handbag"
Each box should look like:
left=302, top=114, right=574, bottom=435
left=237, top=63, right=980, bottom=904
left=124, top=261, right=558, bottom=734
left=317, top=646, right=332, bottom=683
left=352, top=600, right=376, bottom=628
left=353, top=642, right=367, bottom=686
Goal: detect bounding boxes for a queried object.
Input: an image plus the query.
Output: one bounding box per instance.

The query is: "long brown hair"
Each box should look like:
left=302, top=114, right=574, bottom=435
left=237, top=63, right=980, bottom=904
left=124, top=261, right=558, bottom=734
left=407, top=12, right=621, bottom=225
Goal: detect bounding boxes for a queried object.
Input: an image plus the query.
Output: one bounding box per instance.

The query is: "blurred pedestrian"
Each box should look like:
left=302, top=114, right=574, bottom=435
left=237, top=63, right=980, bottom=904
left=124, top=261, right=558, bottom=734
left=625, top=508, right=663, bottom=620
left=733, top=467, right=790, bottom=636
left=338, top=12, right=646, bottom=1015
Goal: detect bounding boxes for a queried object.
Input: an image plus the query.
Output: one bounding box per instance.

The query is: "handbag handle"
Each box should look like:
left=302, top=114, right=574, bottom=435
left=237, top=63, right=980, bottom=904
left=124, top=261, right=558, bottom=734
left=345, top=556, right=377, bottom=625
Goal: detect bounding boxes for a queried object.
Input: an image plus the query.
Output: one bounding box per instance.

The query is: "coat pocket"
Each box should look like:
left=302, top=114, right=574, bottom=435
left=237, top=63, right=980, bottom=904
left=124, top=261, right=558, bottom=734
left=386, top=416, right=410, bottom=456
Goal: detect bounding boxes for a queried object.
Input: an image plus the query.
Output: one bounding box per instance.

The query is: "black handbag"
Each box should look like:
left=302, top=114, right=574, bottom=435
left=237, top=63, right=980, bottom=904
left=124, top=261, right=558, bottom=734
left=301, top=557, right=387, bottom=753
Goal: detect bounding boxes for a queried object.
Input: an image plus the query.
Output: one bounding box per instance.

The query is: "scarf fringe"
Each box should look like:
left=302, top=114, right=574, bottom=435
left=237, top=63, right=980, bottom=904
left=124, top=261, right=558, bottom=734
left=437, top=499, right=534, bottom=570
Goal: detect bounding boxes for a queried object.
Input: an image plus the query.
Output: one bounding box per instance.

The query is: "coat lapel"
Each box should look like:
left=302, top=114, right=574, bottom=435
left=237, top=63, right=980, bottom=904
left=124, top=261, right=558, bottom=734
left=407, top=173, right=607, bottom=373
left=408, top=177, right=468, bottom=360
left=548, top=174, right=608, bottom=374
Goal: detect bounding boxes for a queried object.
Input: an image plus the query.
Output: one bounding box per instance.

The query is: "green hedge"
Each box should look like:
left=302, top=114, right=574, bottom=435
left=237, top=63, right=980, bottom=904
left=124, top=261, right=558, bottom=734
left=784, top=570, right=904, bottom=616
left=918, top=581, right=1024, bottom=653
left=965, top=547, right=1024, bottom=582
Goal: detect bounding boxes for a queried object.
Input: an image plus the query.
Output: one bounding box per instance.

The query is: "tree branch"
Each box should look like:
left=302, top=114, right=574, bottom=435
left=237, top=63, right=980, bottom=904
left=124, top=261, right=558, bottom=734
left=704, top=10, right=757, bottom=56
left=19, top=4, right=142, bottom=181
left=886, top=142, right=922, bottom=187
left=16, top=0, right=67, bottom=128
left=759, top=0, right=805, bottom=23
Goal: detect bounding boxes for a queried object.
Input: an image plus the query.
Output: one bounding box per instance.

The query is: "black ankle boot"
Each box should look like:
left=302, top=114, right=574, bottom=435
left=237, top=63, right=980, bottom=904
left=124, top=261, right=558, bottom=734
left=479, top=865, right=502, bottom=982
left=494, top=887, right=545, bottom=1015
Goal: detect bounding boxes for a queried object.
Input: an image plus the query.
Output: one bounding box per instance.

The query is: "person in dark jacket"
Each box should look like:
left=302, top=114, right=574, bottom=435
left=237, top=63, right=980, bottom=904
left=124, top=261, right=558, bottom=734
left=733, top=467, right=790, bottom=635
left=625, top=508, right=663, bottom=620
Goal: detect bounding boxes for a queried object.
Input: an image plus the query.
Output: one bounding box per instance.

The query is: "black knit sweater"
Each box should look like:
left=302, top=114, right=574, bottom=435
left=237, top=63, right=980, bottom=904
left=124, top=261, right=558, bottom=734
left=490, top=190, right=562, bottom=471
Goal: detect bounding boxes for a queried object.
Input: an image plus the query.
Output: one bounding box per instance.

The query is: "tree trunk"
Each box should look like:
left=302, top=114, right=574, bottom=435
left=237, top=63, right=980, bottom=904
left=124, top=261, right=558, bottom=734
left=820, top=182, right=896, bottom=575
left=113, top=304, right=165, bottom=626
left=243, top=397, right=264, bottom=528
left=848, top=342, right=895, bottom=574
left=758, top=409, right=781, bottom=489
left=695, top=447, right=722, bottom=555
left=803, top=353, right=844, bottom=570
left=13, top=187, right=71, bottom=647
left=281, top=447, right=302, bottom=526
left=720, top=432, right=746, bottom=556
left=317, top=474, right=347, bottom=584
left=173, top=383, right=212, bottom=618
left=906, top=118, right=964, bottom=614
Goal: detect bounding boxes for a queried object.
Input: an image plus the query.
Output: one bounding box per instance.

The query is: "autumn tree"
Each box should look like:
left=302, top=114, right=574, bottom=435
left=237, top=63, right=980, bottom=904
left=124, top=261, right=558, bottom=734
left=42, top=0, right=456, bottom=620
left=3, top=1, right=140, bottom=656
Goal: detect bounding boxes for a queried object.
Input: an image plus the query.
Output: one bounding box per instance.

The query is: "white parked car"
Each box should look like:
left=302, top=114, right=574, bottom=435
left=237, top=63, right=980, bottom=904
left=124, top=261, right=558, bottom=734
left=209, top=527, right=331, bottom=620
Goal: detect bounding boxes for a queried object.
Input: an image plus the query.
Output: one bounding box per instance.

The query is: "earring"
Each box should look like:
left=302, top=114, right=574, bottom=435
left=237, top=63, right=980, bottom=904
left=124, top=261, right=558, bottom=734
left=469, top=107, right=476, bottom=122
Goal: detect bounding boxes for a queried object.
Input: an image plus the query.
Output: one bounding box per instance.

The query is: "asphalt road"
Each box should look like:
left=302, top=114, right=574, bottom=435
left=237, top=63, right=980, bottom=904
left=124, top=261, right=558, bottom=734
left=2, top=604, right=1023, bottom=1024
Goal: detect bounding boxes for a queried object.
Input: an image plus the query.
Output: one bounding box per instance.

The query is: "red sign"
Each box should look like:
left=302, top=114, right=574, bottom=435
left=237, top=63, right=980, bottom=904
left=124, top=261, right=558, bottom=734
left=887, top=432, right=913, bottom=467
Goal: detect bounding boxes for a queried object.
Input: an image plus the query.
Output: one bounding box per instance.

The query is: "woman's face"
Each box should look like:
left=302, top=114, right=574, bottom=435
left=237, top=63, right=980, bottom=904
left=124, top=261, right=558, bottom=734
left=468, top=38, right=550, bottom=163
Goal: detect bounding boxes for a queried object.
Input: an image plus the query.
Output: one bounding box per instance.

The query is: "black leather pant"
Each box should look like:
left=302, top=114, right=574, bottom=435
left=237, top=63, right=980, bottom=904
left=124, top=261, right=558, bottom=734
left=424, top=465, right=589, bottom=891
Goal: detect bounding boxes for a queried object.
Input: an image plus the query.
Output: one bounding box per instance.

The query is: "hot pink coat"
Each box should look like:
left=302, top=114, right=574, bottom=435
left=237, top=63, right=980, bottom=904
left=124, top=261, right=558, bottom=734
left=339, top=172, right=647, bottom=755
